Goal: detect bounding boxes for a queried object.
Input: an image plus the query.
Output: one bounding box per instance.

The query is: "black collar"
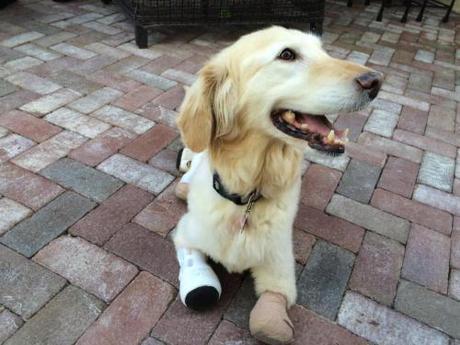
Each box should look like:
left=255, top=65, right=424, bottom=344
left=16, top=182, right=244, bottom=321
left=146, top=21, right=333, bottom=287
left=212, top=172, right=262, bottom=206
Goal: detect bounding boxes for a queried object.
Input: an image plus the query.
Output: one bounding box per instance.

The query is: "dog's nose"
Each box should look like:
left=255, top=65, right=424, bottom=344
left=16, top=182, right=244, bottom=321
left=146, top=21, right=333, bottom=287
left=355, top=72, right=382, bottom=100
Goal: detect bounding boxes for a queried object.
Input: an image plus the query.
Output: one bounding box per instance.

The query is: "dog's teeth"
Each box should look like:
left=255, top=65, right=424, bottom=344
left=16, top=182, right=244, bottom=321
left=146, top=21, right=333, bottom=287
left=327, top=130, right=335, bottom=143
left=282, top=111, right=295, bottom=124
left=300, top=123, right=309, bottom=131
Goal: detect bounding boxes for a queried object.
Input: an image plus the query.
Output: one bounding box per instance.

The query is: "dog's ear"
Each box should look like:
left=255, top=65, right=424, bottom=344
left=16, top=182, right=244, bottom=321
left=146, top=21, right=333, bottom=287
left=177, top=61, right=236, bottom=152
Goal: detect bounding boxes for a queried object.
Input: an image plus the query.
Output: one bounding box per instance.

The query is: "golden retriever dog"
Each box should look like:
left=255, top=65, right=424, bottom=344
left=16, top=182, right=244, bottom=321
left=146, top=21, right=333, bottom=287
left=173, top=26, right=382, bottom=344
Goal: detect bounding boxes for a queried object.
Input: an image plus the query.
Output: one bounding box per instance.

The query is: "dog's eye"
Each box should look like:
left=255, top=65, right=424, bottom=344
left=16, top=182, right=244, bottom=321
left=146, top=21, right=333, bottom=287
left=278, top=48, right=296, bottom=61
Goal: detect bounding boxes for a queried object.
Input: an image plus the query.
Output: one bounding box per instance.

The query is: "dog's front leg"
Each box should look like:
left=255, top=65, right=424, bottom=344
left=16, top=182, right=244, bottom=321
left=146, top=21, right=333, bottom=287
left=250, top=247, right=296, bottom=345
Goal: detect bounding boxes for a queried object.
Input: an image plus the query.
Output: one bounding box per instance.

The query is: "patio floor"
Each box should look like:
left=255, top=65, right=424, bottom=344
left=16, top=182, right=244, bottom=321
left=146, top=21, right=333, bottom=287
left=0, top=0, right=459, bottom=344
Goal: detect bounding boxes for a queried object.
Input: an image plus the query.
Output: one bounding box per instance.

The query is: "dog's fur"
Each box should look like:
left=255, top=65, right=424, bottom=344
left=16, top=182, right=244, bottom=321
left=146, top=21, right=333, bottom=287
left=174, top=26, right=377, bottom=306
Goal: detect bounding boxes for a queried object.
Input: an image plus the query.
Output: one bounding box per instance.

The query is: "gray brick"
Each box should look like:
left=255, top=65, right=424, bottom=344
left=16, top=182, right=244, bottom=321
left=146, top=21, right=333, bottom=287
left=418, top=152, right=455, bottom=192
left=0, top=32, right=44, bottom=48
left=68, top=87, right=122, bottom=114
left=0, top=244, right=66, bottom=318
left=338, top=291, right=449, bottom=345
left=358, top=132, right=423, bottom=163
left=4, top=285, right=104, bottom=345
left=13, top=43, right=62, bottom=61
left=4, top=56, right=42, bottom=71
left=0, top=309, right=23, bottom=343
left=224, top=275, right=257, bottom=329
left=124, top=69, right=177, bottom=91
left=0, top=191, right=96, bottom=257
left=364, top=109, right=399, bottom=138
left=41, top=158, right=123, bottom=202
left=6, top=71, right=61, bottom=95
left=98, top=154, right=174, bottom=195
left=92, top=106, right=154, bottom=134
left=297, top=241, right=355, bottom=319
left=20, top=88, right=81, bottom=116
left=49, top=70, right=103, bottom=95
left=118, top=42, right=162, bottom=60
left=0, top=80, right=17, bottom=97
left=414, top=184, right=460, bottom=216
left=337, top=159, right=381, bottom=203
left=326, top=194, right=410, bottom=243
left=415, top=49, right=435, bottom=63
left=50, top=43, right=97, bottom=60
left=304, top=147, right=350, bottom=171
left=395, top=280, right=460, bottom=338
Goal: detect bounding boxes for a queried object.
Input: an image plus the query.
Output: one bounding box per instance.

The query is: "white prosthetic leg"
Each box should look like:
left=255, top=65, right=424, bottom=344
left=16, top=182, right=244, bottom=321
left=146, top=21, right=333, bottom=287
left=177, top=247, right=222, bottom=310
left=175, top=149, right=203, bottom=201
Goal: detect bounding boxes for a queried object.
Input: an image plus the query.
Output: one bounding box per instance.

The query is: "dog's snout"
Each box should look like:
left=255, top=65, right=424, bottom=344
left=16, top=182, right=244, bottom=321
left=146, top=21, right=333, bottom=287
left=355, top=72, right=382, bottom=100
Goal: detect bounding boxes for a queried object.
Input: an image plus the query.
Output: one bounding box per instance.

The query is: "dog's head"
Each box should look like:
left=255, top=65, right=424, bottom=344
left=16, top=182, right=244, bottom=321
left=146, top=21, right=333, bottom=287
left=177, top=26, right=382, bottom=155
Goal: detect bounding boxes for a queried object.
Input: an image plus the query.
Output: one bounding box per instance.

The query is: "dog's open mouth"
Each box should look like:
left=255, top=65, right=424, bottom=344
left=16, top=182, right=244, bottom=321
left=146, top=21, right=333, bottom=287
left=271, top=110, right=349, bottom=155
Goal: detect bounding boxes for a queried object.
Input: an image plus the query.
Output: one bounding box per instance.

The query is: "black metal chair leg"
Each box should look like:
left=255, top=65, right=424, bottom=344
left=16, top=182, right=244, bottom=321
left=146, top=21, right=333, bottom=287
left=442, top=0, right=455, bottom=22
left=101, top=0, right=111, bottom=4
left=365, top=0, right=370, bottom=5
left=347, top=0, right=353, bottom=7
left=401, top=0, right=411, bottom=22
left=135, top=25, right=148, bottom=49
left=416, top=0, right=428, bottom=21
left=376, top=0, right=384, bottom=21
left=310, top=22, right=322, bottom=36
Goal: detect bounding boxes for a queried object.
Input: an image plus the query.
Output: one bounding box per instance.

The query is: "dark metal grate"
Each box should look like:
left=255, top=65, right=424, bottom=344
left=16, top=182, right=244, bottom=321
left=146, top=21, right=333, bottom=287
left=120, top=0, right=324, bottom=26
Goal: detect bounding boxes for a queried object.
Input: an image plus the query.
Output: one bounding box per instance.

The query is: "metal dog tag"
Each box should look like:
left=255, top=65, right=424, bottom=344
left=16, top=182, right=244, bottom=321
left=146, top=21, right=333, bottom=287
left=239, top=194, right=256, bottom=233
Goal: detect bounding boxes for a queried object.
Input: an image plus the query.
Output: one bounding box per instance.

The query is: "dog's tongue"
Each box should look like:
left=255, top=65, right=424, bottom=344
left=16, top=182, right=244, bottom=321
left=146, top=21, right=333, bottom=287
left=295, top=113, right=332, bottom=137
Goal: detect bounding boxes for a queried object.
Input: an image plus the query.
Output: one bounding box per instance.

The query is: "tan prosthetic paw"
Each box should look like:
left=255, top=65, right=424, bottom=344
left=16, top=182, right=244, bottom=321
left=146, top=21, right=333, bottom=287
left=249, top=291, right=294, bottom=345
left=175, top=182, right=189, bottom=201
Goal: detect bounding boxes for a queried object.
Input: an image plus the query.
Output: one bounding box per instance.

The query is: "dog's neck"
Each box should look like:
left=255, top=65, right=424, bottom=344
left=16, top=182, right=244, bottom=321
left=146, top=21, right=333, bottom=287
left=209, top=131, right=303, bottom=200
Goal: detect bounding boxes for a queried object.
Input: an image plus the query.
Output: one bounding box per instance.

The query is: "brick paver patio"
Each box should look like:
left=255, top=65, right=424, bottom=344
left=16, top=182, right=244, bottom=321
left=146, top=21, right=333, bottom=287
left=0, top=0, right=459, bottom=344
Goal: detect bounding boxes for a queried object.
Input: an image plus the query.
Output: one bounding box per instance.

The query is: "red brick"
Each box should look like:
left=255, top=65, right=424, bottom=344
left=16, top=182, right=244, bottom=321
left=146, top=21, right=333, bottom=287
left=113, top=85, right=163, bottom=112
left=428, top=104, right=456, bottom=133
left=76, top=272, right=175, bottom=345
left=174, top=59, right=202, bottom=74
left=349, top=232, right=404, bottom=305
left=120, top=124, right=177, bottom=162
left=68, top=127, right=136, bottom=166
left=105, top=223, right=179, bottom=286
left=402, top=224, right=450, bottom=293
left=87, top=70, right=142, bottom=93
left=452, top=230, right=460, bottom=269
left=208, top=320, right=257, bottom=345
left=425, top=126, right=460, bottom=147
left=0, top=162, right=63, bottom=210
left=149, top=149, right=181, bottom=176
left=153, top=268, right=242, bottom=345
left=142, top=55, right=185, bottom=74
left=133, top=181, right=186, bottom=237
left=345, top=142, right=387, bottom=168
left=300, top=164, right=341, bottom=210
left=137, top=103, right=178, bottom=128
left=0, top=110, right=61, bottom=142
left=295, top=204, right=364, bottom=253
left=290, top=305, right=369, bottom=345
left=378, top=157, right=419, bottom=198
left=33, top=236, right=138, bottom=302
left=372, top=188, right=452, bottom=235
left=0, top=90, right=40, bottom=114
left=152, top=86, right=185, bottom=111
left=393, top=129, right=457, bottom=158
left=293, top=228, right=315, bottom=265
left=70, top=184, right=154, bottom=245
left=397, top=106, right=428, bottom=135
